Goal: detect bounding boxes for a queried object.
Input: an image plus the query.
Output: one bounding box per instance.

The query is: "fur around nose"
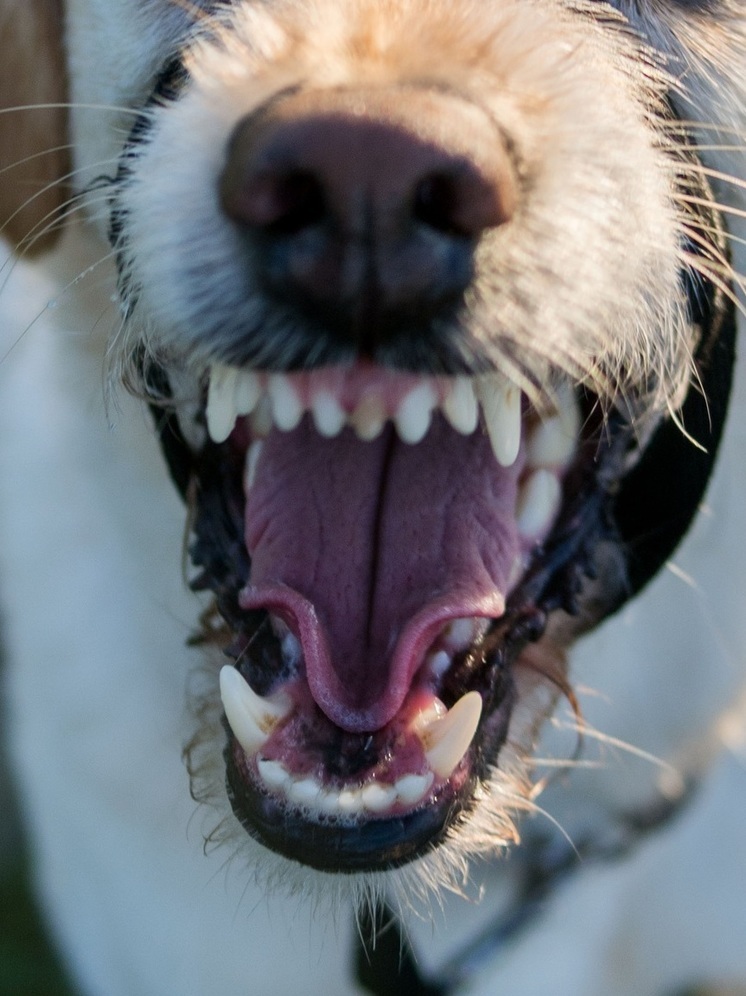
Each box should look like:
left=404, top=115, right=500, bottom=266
left=219, top=86, right=516, bottom=349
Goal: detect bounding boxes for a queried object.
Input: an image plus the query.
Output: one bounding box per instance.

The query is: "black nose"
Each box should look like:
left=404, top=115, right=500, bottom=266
left=219, top=86, right=517, bottom=354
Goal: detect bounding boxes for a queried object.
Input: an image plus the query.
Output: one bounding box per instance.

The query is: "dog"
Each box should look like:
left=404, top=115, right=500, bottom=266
left=1, top=0, right=746, bottom=993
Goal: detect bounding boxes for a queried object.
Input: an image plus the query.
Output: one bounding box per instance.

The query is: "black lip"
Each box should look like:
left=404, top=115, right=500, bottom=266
left=226, top=739, right=475, bottom=872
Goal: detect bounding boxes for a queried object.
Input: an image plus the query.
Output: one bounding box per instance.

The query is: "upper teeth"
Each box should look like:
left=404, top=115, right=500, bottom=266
left=206, top=364, right=529, bottom=467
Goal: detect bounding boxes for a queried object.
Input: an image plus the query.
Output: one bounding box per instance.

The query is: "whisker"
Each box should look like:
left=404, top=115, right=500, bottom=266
left=678, top=160, right=746, bottom=193
left=166, top=0, right=212, bottom=19
left=678, top=192, right=746, bottom=222
left=0, top=142, right=76, bottom=179
left=550, top=714, right=685, bottom=788
left=0, top=156, right=119, bottom=255
left=0, top=101, right=147, bottom=119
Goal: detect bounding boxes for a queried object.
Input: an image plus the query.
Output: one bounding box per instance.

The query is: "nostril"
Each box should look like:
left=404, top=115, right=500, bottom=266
left=414, top=173, right=463, bottom=236
left=414, top=166, right=515, bottom=239
left=222, top=168, right=327, bottom=236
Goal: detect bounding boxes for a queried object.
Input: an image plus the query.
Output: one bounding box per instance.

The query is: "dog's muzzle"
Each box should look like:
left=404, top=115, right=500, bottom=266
left=112, top=63, right=736, bottom=871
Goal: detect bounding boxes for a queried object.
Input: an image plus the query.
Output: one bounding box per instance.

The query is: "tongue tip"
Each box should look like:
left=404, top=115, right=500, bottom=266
left=240, top=583, right=506, bottom=733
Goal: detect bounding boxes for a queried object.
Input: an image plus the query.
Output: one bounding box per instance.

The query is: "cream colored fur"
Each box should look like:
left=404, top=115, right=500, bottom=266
left=1, top=0, right=745, bottom=993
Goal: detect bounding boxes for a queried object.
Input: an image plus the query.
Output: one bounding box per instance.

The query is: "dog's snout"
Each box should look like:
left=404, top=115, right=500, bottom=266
left=219, top=88, right=516, bottom=350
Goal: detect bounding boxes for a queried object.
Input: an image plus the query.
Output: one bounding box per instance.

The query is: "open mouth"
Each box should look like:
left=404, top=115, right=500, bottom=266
left=175, top=363, right=632, bottom=870
left=142, top=222, right=733, bottom=873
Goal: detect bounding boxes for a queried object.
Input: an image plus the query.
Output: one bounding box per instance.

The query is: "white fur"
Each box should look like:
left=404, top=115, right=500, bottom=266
left=1, top=0, right=746, bottom=993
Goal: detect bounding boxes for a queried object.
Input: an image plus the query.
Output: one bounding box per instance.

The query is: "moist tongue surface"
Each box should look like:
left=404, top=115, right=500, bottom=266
left=243, top=413, right=523, bottom=731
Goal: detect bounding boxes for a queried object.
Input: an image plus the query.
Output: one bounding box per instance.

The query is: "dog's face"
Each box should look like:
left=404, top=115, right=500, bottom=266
left=1, top=0, right=743, bottom=889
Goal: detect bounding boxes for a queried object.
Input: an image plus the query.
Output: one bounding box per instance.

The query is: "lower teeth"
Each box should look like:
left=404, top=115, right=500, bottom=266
left=256, top=759, right=435, bottom=817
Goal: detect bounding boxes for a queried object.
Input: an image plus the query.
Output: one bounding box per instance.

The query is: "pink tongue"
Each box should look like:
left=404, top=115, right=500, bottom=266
left=242, top=415, right=522, bottom=732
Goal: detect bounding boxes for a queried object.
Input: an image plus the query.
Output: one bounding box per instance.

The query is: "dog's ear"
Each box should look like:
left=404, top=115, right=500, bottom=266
left=0, top=0, right=70, bottom=255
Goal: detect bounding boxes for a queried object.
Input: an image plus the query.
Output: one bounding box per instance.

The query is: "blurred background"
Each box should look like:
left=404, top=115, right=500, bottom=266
left=0, top=653, right=73, bottom=996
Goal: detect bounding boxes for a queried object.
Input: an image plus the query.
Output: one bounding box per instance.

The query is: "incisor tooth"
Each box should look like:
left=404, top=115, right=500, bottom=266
left=219, top=666, right=291, bottom=755
left=311, top=391, right=346, bottom=437
left=337, top=787, right=365, bottom=814
left=361, top=781, right=397, bottom=813
left=395, top=382, right=437, bottom=444
left=288, top=777, right=322, bottom=805
left=394, top=771, right=434, bottom=805
left=350, top=394, right=386, bottom=441
left=207, top=364, right=239, bottom=443
left=420, top=690, right=482, bottom=779
left=443, top=377, right=479, bottom=434
left=478, top=375, right=521, bottom=467
left=235, top=370, right=262, bottom=416
left=257, top=758, right=290, bottom=789
left=268, top=374, right=303, bottom=431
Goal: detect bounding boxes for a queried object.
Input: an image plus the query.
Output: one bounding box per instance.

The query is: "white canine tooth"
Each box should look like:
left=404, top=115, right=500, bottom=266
left=311, top=391, right=346, bottom=437
left=244, top=440, right=264, bottom=491
left=516, top=469, right=562, bottom=538
left=268, top=374, right=303, bottom=431
left=526, top=386, right=580, bottom=468
left=395, top=382, right=437, bottom=444
left=235, top=370, right=262, bottom=416
left=420, top=690, right=483, bottom=779
left=257, top=758, right=291, bottom=789
left=478, top=375, right=521, bottom=467
left=361, top=781, right=397, bottom=813
left=350, top=394, right=386, bottom=441
left=394, top=771, right=434, bottom=805
left=219, top=666, right=291, bottom=755
left=442, top=377, right=479, bottom=434
left=207, top=364, right=239, bottom=443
